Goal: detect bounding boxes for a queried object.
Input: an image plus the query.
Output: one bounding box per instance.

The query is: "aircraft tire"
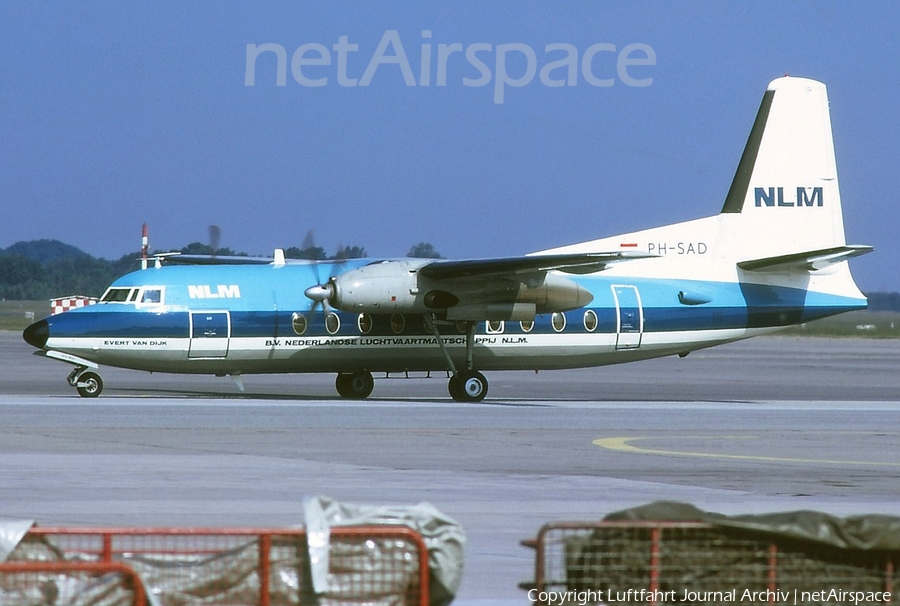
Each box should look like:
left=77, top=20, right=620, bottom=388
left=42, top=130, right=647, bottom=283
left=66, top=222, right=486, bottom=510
left=448, top=375, right=463, bottom=401
left=75, top=372, right=103, bottom=398
left=335, top=371, right=374, bottom=399
left=450, top=370, right=488, bottom=402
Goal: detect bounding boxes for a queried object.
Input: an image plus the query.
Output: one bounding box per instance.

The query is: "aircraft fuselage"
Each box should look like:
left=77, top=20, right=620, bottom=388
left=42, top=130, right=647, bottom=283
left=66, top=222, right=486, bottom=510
left=25, top=261, right=864, bottom=377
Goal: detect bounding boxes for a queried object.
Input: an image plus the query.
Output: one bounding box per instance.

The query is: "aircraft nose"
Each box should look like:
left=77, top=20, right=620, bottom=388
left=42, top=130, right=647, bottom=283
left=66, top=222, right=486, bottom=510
left=23, top=319, right=49, bottom=349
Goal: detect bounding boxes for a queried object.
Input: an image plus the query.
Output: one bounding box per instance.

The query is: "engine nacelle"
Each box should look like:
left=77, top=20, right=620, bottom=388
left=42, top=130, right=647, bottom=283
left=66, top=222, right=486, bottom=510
left=330, top=260, right=430, bottom=313
left=324, top=259, right=594, bottom=319
left=517, top=272, right=594, bottom=314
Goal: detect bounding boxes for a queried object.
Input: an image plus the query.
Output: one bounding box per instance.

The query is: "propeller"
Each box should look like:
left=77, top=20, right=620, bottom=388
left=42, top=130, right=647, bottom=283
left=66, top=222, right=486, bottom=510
left=209, top=225, right=221, bottom=258
left=334, top=242, right=346, bottom=260
left=303, top=268, right=345, bottom=330
left=300, top=231, right=350, bottom=315
left=303, top=256, right=347, bottom=315
left=301, top=229, right=316, bottom=252
left=304, top=279, right=335, bottom=309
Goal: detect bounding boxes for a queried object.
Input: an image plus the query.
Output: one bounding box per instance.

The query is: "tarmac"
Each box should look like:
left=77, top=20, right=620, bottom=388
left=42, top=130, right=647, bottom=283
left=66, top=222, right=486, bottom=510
left=2, top=330, right=900, bottom=603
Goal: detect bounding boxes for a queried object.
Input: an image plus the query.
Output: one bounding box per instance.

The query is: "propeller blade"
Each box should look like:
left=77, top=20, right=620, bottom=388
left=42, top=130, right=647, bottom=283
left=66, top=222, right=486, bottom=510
left=209, top=225, right=221, bottom=257
left=301, top=229, right=316, bottom=251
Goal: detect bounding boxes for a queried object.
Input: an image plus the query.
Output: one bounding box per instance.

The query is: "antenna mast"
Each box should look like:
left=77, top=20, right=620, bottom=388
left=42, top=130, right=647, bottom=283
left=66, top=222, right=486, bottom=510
left=141, top=223, right=149, bottom=270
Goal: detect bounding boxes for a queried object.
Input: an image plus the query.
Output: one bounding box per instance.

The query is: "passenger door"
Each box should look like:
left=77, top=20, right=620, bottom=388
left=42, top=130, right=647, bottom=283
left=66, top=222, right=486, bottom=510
left=189, top=311, right=231, bottom=358
left=612, top=285, right=643, bottom=350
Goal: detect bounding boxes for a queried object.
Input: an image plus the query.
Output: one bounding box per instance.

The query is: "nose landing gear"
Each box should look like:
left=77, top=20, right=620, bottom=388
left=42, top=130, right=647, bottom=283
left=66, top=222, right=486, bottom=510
left=67, top=367, right=104, bottom=398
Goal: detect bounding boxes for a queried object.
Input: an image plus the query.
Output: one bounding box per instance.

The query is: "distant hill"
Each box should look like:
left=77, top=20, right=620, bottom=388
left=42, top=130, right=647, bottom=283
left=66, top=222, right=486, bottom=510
left=0, top=240, right=141, bottom=300
left=5, top=239, right=93, bottom=264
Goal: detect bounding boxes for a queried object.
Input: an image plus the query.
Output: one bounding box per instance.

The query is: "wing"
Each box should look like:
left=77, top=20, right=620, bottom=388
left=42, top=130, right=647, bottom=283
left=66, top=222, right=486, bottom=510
left=312, top=251, right=653, bottom=322
left=161, top=254, right=272, bottom=265
left=418, top=251, right=656, bottom=279
left=160, top=249, right=345, bottom=268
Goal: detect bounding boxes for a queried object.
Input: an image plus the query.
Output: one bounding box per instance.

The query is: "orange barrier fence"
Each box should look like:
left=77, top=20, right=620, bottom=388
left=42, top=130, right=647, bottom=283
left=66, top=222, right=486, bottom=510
left=521, top=521, right=896, bottom=605
left=0, top=561, right=148, bottom=606
left=1, top=526, right=429, bottom=606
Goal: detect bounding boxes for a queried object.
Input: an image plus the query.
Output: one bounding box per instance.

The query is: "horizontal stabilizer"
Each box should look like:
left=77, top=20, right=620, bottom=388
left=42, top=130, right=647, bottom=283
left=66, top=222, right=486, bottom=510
left=419, top=251, right=655, bottom=280
left=737, top=245, right=873, bottom=272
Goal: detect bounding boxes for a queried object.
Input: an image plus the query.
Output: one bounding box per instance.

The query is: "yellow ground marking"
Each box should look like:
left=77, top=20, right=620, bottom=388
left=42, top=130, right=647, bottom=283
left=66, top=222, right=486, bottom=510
left=593, top=436, right=900, bottom=467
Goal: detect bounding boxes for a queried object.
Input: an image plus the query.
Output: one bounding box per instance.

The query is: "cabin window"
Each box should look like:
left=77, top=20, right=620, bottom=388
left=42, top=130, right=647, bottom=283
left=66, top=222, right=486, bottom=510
left=325, top=312, right=341, bottom=335
left=291, top=312, right=308, bottom=336
left=138, top=287, right=164, bottom=305
left=583, top=309, right=598, bottom=332
left=551, top=312, right=567, bottom=332
left=390, top=313, right=405, bottom=334
left=486, top=320, right=504, bottom=334
left=357, top=313, right=373, bottom=334
left=100, top=287, right=134, bottom=303
left=520, top=320, right=534, bottom=333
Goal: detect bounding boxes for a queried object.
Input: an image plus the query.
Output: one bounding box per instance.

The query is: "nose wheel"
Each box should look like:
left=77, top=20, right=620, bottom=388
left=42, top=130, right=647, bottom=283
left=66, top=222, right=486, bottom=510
left=67, top=367, right=104, bottom=398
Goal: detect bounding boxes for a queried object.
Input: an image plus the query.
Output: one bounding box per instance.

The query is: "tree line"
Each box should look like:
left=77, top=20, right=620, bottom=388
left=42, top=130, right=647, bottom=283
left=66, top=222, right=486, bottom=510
left=0, top=239, right=442, bottom=300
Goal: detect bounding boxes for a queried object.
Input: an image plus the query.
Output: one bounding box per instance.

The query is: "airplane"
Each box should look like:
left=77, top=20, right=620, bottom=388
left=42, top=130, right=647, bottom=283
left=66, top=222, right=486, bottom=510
left=22, top=76, right=872, bottom=401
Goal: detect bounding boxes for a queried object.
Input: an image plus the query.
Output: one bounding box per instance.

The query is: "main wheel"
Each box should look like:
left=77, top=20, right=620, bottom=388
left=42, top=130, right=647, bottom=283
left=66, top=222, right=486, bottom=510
left=75, top=372, right=103, bottom=398
left=449, top=370, right=488, bottom=402
left=335, top=371, right=375, bottom=399
left=448, top=374, right=464, bottom=401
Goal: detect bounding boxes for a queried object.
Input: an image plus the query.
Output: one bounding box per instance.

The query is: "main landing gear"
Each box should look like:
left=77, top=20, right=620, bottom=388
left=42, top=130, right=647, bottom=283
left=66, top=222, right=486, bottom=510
left=427, top=316, right=489, bottom=403
left=331, top=318, right=490, bottom=402
left=335, top=371, right=375, bottom=399
left=447, top=370, right=488, bottom=402
left=67, top=367, right=104, bottom=398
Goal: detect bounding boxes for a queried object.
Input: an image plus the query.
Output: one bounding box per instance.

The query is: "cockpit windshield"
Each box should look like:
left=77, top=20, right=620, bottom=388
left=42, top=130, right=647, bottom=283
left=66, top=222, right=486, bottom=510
left=100, top=287, right=135, bottom=303
left=99, top=286, right=165, bottom=305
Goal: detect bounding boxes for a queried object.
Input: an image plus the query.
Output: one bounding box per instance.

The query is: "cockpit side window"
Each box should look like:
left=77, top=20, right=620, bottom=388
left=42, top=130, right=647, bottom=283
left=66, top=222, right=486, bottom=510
left=138, top=287, right=164, bottom=305
left=100, top=287, right=135, bottom=303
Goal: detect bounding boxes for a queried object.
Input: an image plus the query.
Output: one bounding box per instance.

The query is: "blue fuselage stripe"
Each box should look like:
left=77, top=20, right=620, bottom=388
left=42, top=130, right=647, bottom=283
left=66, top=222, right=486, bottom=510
left=44, top=279, right=864, bottom=340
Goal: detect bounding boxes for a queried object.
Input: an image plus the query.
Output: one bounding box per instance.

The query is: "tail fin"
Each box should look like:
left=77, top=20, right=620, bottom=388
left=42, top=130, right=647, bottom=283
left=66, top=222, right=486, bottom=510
left=721, top=76, right=864, bottom=261
left=538, top=76, right=871, bottom=276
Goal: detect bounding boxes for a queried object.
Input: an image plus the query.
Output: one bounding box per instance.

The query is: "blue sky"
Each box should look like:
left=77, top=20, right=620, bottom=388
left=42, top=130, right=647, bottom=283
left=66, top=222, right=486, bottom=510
left=1, top=2, right=897, bottom=290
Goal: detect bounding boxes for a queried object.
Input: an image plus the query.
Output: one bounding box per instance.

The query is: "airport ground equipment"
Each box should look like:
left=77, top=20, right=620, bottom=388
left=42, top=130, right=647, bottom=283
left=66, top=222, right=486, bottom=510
left=0, top=525, right=431, bottom=606
left=521, top=503, right=899, bottom=605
